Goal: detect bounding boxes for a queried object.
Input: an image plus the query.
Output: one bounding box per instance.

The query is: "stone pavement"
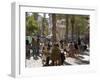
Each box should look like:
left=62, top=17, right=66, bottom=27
left=26, top=50, right=89, bottom=67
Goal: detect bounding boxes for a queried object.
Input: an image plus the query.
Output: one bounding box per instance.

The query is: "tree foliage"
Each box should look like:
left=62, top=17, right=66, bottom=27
left=26, top=13, right=39, bottom=36
left=74, top=15, right=89, bottom=35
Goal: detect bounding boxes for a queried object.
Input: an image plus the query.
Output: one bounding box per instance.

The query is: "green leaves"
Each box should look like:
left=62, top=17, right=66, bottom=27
left=74, top=15, right=89, bottom=35
left=26, top=13, right=39, bottom=36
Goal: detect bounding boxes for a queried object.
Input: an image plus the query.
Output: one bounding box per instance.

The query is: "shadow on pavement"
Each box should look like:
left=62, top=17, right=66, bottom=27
left=63, top=61, right=72, bottom=65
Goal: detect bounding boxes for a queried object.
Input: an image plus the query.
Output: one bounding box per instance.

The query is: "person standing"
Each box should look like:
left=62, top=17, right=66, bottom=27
left=74, top=42, right=80, bottom=57
left=26, top=40, right=31, bottom=59
left=60, top=49, right=65, bottom=65
left=69, top=42, right=75, bottom=58
left=32, top=38, right=38, bottom=59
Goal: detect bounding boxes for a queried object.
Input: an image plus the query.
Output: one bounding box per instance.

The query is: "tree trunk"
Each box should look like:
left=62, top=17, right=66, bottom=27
left=71, top=16, right=75, bottom=42
left=42, top=13, right=46, bottom=37
left=52, top=14, right=56, bottom=43
left=77, top=25, right=80, bottom=41
left=65, top=15, right=69, bottom=45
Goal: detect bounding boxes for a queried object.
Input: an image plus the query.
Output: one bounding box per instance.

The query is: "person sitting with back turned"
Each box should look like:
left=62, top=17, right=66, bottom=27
left=51, top=43, right=61, bottom=66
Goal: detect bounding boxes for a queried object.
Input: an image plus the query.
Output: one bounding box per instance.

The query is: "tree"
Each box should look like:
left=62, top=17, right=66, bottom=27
left=74, top=15, right=89, bottom=41
left=52, top=14, right=57, bottom=43
left=65, top=15, right=69, bottom=45
left=42, top=13, right=46, bottom=37
left=42, top=13, right=49, bottom=36
left=71, top=15, right=75, bottom=42
left=33, top=13, right=38, bottom=21
left=26, top=13, right=39, bottom=36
